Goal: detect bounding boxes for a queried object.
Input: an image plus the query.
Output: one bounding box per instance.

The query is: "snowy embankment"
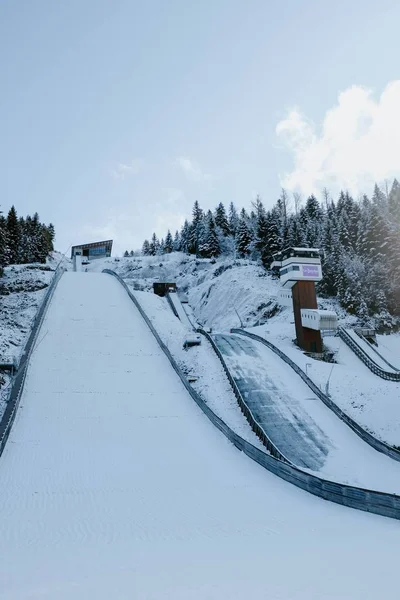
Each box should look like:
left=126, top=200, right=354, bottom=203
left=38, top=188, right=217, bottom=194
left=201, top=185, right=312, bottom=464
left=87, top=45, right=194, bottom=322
left=1, top=270, right=400, bottom=599
left=89, top=253, right=400, bottom=447
left=131, top=288, right=265, bottom=450
left=344, top=328, right=399, bottom=372
left=0, top=255, right=62, bottom=419
left=376, top=332, right=400, bottom=369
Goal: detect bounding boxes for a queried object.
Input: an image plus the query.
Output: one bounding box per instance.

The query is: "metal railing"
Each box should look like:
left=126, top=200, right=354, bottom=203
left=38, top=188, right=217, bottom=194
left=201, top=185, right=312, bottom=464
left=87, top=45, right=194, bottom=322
left=232, top=329, right=400, bottom=462
left=338, top=327, right=400, bottom=381
left=103, top=269, right=400, bottom=520
left=0, top=265, right=65, bottom=457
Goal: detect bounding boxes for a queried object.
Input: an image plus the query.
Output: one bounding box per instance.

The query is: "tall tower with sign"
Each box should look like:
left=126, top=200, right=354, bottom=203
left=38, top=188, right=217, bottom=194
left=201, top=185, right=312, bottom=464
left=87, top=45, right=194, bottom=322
left=271, top=248, right=328, bottom=353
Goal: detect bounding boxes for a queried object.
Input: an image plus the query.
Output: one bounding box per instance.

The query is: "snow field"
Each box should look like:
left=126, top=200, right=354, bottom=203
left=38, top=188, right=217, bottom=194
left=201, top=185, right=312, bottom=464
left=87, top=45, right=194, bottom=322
left=1, top=271, right=400, bottom=599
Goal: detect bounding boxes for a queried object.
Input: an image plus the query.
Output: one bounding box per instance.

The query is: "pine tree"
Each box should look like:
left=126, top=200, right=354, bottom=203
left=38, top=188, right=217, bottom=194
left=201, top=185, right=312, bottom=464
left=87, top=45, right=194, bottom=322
left=287, top=215, right=306, bottom=248
left=149, top=233, right=159, bottom=256
left=6, top=205, right=20, bottom=264
left=124, top=250, right=129, bottom=257
left=235, top=214, right=252, bottom=257
left=254, top=197, right=268, bottom=256
left=142, top=239, right=150, bottom=255
left=173, top=230, right=181, bottom=252
left=228, top=202, right=239, bottom=237
left=389, top=179, right=400, bottom=226
left=214, top=202, right=230, bottom=236
left=164, top=230, right=173, bottom=253
left=188, top=201, right=204, bottom=255
left=0, top=212, right=6, bottom=273
left=200, top=213, right=220, bottom=258
left=261, top=208, right=281, bottom=268
left=179, top=220, right=191, bottom=253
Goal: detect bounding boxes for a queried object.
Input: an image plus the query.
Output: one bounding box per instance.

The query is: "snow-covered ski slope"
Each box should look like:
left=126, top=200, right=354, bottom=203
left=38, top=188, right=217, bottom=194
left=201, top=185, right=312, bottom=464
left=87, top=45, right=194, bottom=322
left=0, top=271, right=399, bottom=599
left=213, top=332, right=400, bottom=492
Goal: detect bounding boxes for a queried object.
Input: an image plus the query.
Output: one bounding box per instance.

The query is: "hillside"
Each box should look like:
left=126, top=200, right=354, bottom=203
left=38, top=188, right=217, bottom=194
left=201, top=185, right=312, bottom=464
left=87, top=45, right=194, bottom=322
left=88, top=253, right=400, bottom=447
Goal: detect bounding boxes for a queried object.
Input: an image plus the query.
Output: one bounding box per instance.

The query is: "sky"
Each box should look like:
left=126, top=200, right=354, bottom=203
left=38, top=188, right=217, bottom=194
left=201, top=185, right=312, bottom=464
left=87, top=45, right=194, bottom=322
left=1, top=0, right=400, bottom=255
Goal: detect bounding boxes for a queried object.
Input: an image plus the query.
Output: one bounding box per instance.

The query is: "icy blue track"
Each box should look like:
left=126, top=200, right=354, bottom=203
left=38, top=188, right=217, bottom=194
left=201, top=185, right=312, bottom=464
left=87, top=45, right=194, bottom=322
left=213, top=333, right=331, bottom=470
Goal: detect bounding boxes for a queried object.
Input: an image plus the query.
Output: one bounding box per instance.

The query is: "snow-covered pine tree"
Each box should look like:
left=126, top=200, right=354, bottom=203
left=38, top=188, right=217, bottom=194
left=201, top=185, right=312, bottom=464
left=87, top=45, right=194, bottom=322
left=389, top=179, right=400, bottom=226
left=287, top=214, right=306, bottom=248
left=188, top=201, right=204, bottom=255
left=254, top=196, right=267, bottom=256
left=201, top=212, right=220, bottom=258
left=6, top=205, right=20, bottom=265
left=228, top=202, right=239, bottom=237
left=261, top=208, right=281, bottom=268
left=235, top=211, right=252, bottom=257
left=214, top=202, right=230, bottom=236
left=142, top=239, right=150, bottom=255
left=158, top=238, right=165, bottom=255
left=173, top=230, right=181, bottom=252
left=164, top=230, right=173, bottom=253
left=149, top=233, right=160, bottom=256
left=0, top=212, right=6, bottom=274
left=318, top=213, right=340, bottom=297
left=179, top=220, right=191, bottom=254
left=124, top=250, right=129, bottom=257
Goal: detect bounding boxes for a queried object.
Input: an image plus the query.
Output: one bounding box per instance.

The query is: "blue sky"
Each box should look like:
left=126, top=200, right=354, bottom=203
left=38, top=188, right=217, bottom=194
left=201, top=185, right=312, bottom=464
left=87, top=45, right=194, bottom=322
left=1, top=0, right=400, bottom=254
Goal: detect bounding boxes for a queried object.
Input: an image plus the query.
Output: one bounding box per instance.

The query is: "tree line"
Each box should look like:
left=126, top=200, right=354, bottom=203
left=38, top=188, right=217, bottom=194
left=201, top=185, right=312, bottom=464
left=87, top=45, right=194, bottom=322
left=0, top=205, right=55, bottom=274
left=135, top=179, right=400, bottom=322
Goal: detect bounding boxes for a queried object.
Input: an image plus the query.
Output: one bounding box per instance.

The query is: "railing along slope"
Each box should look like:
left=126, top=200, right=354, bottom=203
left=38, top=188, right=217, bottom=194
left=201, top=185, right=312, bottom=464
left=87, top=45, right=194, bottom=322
left=232, top=328, right=400, bottom=462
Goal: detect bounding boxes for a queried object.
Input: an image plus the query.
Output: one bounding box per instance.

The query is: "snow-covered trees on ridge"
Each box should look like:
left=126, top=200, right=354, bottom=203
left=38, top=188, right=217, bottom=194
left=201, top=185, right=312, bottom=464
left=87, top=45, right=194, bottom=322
left=138, top=180, right=400, bottom=321
left=0, top=206, right=54, bottom=274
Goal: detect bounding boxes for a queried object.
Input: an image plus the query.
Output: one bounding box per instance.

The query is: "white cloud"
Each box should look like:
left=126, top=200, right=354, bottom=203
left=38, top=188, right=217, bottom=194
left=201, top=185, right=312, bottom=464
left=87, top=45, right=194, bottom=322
left=276, top=80, right=400, bottom=196
left=111, top=158, right=144, bottom=180
left=175, top=156, right=211, bottom=182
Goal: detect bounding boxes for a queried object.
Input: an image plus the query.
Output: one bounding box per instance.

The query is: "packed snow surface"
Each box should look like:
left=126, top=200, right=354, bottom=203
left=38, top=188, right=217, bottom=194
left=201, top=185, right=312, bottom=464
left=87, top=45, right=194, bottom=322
left=0, top=271, right=399, bottom=599
left=131, top=288, right=265, bottom=450
left=214, top=332, right=400, bottom=491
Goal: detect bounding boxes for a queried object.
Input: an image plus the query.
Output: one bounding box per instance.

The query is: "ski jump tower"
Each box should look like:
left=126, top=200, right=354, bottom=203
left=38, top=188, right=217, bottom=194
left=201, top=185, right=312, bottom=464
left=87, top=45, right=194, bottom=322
left=272, top=248, right=336, bottom=353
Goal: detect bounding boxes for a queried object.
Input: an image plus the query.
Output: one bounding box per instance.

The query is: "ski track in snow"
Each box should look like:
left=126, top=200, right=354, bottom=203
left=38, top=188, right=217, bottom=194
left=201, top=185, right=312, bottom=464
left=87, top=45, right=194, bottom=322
left=1, top=272, right=399, bottom=599
left=214, top=332, right=400, bottom=492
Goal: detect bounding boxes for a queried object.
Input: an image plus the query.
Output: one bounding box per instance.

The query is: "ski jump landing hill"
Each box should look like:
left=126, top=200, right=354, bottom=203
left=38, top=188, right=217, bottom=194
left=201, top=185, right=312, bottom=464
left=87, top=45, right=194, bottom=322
left=0, top=270, right=400, bottom=598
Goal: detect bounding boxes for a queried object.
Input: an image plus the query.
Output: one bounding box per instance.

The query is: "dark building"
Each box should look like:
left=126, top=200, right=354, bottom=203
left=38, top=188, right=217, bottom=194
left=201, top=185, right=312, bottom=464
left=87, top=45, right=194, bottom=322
left=153, top=282, right=176, bottom=297
left=71, top=240, right=113, bottom=261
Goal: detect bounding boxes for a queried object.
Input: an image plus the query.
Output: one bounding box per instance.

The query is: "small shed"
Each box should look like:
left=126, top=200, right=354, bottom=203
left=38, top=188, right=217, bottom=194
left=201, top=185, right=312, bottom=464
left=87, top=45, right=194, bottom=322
left=153, top=282, right=177, bottom=297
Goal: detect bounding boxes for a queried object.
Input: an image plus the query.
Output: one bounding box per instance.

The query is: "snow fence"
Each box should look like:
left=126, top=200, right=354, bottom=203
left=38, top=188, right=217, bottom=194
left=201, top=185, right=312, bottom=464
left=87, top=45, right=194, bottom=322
left=338, top=327, right=400, bottom=382
left=103, top=270, right=400, bottom=521
left=233, top=329, right=400, bottom=463
left=0, top=265, right=66, bottom=457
